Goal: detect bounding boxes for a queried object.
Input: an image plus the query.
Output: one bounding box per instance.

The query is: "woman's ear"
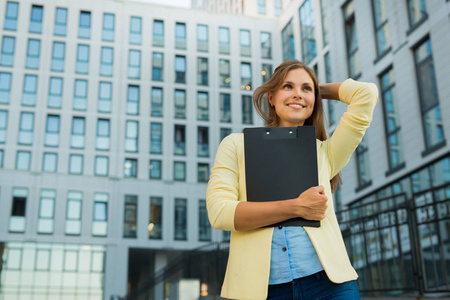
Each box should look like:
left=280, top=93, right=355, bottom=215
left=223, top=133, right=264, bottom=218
left=268, top=92, right=273, bottom=107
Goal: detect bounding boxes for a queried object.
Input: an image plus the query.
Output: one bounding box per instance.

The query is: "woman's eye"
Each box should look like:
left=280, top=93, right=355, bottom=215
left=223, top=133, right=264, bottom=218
left=303, top=86, right=312, bottom=91
left=283, top=84, right=292, bottom=89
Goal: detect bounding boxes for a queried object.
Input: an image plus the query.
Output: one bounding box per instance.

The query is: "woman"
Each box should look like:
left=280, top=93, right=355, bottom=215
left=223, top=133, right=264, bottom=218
left=206, top=60, right=378, bottom=299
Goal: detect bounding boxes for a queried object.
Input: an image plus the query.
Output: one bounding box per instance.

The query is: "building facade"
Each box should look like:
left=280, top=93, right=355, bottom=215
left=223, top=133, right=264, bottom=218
left=0, top=0, right=280, bottom=299
left=1, top=0, right=450, bottom=299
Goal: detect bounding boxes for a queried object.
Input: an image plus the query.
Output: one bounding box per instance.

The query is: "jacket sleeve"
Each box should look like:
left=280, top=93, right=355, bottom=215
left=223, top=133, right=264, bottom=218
left=326, top=79, right=379, bottom=178
left=206, top=134, right=240, bottom=231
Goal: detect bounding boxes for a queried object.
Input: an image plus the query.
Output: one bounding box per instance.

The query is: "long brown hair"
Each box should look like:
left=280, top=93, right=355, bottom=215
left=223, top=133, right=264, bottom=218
left=253, top=59, right=341, bottom=192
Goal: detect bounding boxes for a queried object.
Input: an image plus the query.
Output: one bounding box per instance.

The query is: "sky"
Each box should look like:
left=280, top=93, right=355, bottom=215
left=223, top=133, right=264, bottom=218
left=134, top=0, right=191, bottom=8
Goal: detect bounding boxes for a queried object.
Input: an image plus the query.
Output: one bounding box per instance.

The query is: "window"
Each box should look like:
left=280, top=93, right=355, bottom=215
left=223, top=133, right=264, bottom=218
left=78, top=11, right=91, bottom=39
left=0, top=72, right=12, bottom=104
left=174, top=125, right=186, bottom=155
left=129, top=17, right=142, bottom=45
left=320, top=0, right=329, bottom=47
left=220, top=93, right=231, bottom=123
left=37, top=189, right=55, bottom=234
left=22, top=75, right=37, bottom=106
left=153, top=20, right=164, bottom=47
left=124, top=195, right=137, bottom=238
left=45, top=115, right=59, bottom=147
left=219, top=59, right=231, bottom=88
left=258, top=0, right=266, bottom=14
left=175, top=55, right=186, bottom=83
left=96, top=119, right=110, bottom=150
left=197, top=92, right=209, bottom=121
left=149, top=160, right=162, bottom=179
left=16, top=151, right=31, bottom=171
left=4, top=2, right=19, bottom=31
left=220, top=128, right=231, bottom=141
left=0, top=111, right=7, bottom=144
left=218, top=27, right=230, bottom=54
left=407, top=0, right=427, bottom=28
left=372, top=0, right=390, bottom=56
left=343, top=1, right=360, bottom=78
left=197, top=24, right=208, bottom=52
left=71, top=117, right=85, bottom=149
left=9, top=188, right=28, bottom=233
left=1, top=36, right=15, bottom=66
left=100, top=47, right=113, bottom=76
left=355, top=136, right=371, bottom=187
left=174, top=89, right=186, bottom=119
left=175, top=22, right=186, bottom=49
left=174, top=198, right=187, bottom=240
left=151, top=87, right=163, bottom=117
left=242, top=95, right=253, bottom=124
left=198, top=127, right=209, bottom=157
left=69, top=154, right=83, bottom=175
left=18, top=112, right=34, bottom=145
left=152, top=52, right=163, bottom=81
left=240, top=29, right=251, bottom=57
left=92, top=193, right=108, bottom=236
left=174, top=161, right=186, bottom=181
left=26, top=39, right=40, bottom=69
left=102, top=13, right=115, bottom=41
left=198, top=163, right=209, bottom=183
left=275, top=0, right=282, bottom=16
left=127, top=85, right=140, bottom=115
left=262, top=64, right=272, bottom=83
left=54, top=8, right=67, bottom=36
left=65, top=191, right=82, bottom=235
left=128, top=50, right=141, bottom=79
left=124, top=158, right=137, bottom=178
left=76, top=44, right=89, bottom=74
left=282, top=19, right=295, bottom=61
left=414, top=39, right=445, bottom=150
left=98, top=81, right=112, bottom=112
left=42, top=152, right=57, bottom=172
left=95, top=156, right=109, bottom=176
left=240, top=62, right=252, bottom=90
left=197, top=57, right=208, bottom=86
left=380, top=68, right=404, bottom=170
left=125, top=120, right=138, bottom=152
left=73, top=79, right=88, bottom=110
left=0, top=149, right=3, bottom=168
left=299, top=0, right=317, bottom=63
left=150, top=123, right=162, bottom=154
left=324, top=52, right=335, bottom=125
left=51, top=41, right=65, bottom=72
left=260, top=32, right=271, bottom=59
left=199, top=200, right=211, bottom=241
left=149, top=197, right=162, bottom=239
left=29, top=5, right=43, bottom=34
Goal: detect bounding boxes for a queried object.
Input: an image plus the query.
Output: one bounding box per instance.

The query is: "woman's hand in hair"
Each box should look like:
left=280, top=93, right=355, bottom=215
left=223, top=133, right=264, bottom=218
left=290, top=185, right=328, bottom=221
left=319, top=82, right=342, bottom=100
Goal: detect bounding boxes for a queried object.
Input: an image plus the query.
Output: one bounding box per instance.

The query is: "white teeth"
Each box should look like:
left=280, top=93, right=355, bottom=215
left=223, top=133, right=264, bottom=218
left=288, top=104, right=303, bottom=108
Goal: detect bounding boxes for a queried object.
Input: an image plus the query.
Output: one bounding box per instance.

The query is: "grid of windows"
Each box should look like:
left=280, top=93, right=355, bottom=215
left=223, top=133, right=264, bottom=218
left=22, top=75, right=37, bottom=106
left=129, top=17, right=142, bottom=45
left=51, top=42, right=65, bottom=72
left=343, top=1, right=360, bottom=78
left=66, top=191, right=82, bottom=235
left=54, top=8, right=67, bottom=36
left=1, top=36, right=15, bottom=66
left=0, top=72, right=12, bottom=104
left=372, top=0, right=390, bottom=56
left=4, top=2, right=19, bottom=31
left=102, top=13, right=115, bottom=41
left=29, top=5, right=43, bottom=34
left=299, top=0, right=317, bottom=63
left=414, top=39, right=445, bottom=151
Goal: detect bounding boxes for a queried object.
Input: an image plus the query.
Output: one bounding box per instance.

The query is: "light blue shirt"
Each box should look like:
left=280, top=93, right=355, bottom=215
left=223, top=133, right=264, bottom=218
left=269, top=225, right=324, bottom=285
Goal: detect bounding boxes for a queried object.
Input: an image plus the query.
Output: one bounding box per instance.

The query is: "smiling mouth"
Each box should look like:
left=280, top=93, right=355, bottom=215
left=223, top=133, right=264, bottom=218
left=287, top=103, right=305, bottom=109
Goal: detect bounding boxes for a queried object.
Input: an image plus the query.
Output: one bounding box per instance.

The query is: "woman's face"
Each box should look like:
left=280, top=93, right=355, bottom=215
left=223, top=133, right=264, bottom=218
left=268, top=68, right=315, bottom=127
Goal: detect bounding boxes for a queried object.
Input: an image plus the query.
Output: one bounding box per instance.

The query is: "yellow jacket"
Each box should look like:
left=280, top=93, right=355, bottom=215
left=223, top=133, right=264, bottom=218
left=206, top=79, right=378, bottom=299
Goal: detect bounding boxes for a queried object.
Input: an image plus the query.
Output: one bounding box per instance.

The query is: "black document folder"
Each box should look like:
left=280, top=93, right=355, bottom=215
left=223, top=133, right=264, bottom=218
left=244, top=126, right=320, bottom=227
